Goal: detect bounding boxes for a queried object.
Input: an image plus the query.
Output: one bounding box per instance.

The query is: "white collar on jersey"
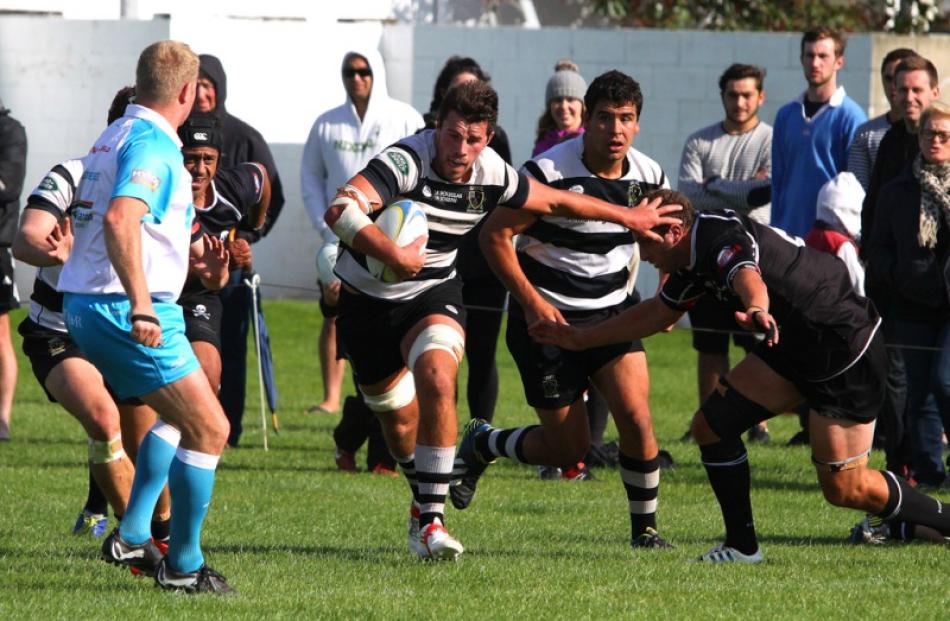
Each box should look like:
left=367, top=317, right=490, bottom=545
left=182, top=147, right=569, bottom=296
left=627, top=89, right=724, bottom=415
left=122, top=103, right=184, bottom=147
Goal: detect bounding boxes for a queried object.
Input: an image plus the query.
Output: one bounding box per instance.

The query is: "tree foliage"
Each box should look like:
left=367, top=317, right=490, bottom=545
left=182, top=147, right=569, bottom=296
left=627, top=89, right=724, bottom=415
left=587, top=0, right=943, bottom=33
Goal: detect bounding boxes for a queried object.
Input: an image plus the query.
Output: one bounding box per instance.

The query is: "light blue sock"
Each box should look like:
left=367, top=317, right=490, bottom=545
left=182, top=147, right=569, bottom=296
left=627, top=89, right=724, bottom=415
left=119, top=422, right=180, bottom=544
left=167, top=448, right=219, bottom=574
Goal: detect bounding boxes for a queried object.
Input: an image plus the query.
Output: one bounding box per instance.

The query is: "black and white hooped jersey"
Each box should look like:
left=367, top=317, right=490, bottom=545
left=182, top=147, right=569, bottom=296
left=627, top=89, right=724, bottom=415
left=519, top=136, right=668, bottom=311
left=24, top=159, right=85, bottom=331
left=337, top=129, right=529, bottom=301
left=660, top=210, right=878, bottom=374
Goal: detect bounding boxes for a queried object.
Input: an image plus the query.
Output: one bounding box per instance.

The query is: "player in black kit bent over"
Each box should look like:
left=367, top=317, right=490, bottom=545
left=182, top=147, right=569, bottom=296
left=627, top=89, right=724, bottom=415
left=531, top=189, right=950, bottom=563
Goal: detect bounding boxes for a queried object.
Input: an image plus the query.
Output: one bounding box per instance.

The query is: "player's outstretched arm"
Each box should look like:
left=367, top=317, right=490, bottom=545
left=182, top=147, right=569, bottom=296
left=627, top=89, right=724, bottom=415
left=520, top=177, right=682, bottom=242
left=324, top=175, right=425, bottom=281
left=104, top=196, right=161, bottom=347
left=731, top=266, right=778, bottom=346
left=529, top=297, right=683, bottom=350
left=13, top=208, right=72, bottom=267
left=480, top=206, right=565, bottom=326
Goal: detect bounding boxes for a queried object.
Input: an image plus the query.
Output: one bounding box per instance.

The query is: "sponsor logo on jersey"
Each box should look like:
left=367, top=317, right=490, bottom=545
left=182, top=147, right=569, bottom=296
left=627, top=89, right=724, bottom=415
left=568, top=184, right=585, bottom=194
left=39, top=175, right=59, bottom=192
left=467, top=187, right=486, bottom=213
left=422, top=185, right=432, bottom=198
left=387, top=151, right=410, bottom=176
left=627, top=181, right=642, bottom=206
left=432, top=189, right=463, bottom=203
left=81, top=171, right=100, bottom=182
left=716, top=244, right=742, bottom=269
left=89, top=144, right=111, bottom=154
left=130, top=169, right=160, bottom=192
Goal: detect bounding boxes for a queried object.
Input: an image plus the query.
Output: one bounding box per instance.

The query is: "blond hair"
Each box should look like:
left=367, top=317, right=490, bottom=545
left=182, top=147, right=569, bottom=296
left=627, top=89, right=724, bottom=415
left=921, top=100, right=950, bottom=129
left=135, top=40, right=199, bottom=104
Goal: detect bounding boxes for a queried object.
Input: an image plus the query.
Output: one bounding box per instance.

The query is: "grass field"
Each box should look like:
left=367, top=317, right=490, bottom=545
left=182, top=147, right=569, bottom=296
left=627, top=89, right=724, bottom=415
left=1, top=300, right=947, bottom=619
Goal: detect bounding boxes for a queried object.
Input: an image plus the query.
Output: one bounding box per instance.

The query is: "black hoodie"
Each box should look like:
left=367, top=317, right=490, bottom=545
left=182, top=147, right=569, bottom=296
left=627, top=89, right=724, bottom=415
left=0, top=102, right=26, bottom=246
left=199, top=55, right=284, bottom=242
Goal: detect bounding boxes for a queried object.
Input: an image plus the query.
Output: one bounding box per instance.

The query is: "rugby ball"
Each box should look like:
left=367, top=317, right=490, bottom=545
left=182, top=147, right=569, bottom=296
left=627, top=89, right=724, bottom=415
left=366, top=199, right=428, bottom=283
left=315, top=242, right=340, bottom=286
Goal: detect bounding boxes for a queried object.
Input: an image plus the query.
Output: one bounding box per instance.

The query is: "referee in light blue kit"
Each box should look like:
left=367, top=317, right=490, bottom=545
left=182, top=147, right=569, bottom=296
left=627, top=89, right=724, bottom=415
left=58, top=41, right=233, bottom=594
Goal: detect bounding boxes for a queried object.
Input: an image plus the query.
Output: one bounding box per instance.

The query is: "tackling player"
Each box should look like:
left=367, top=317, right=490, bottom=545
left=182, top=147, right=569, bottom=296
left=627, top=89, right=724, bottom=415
left=324, top=80, right=680, bottom=560
left=531, top=190, right=950, bottom=563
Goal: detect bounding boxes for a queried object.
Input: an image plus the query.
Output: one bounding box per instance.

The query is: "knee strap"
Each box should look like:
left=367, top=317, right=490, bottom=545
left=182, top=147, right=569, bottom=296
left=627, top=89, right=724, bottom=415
left=812, top=450, right=870, bottom=473
left=407, top=324, right=465, bottom=370
left=363, top=371, right=416, bottom=413
left=88, top=435, right=126, bottom=464
left=699, top=435, right=747, bottom=466
left=700, top=378, right=774, bottom=441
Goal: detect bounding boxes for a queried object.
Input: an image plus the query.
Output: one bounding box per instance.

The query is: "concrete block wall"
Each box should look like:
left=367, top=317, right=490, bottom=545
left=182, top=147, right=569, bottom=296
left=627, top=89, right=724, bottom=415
left=395, top=25, right=875, bottom=179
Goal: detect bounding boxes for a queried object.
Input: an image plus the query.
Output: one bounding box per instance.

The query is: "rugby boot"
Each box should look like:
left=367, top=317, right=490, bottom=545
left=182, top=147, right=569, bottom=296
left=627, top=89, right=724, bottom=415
left=449, top=418, right=496, bottom=510
left=154, top=557, right=235, bottom=594
left=101, top=528, right=164, bottom=575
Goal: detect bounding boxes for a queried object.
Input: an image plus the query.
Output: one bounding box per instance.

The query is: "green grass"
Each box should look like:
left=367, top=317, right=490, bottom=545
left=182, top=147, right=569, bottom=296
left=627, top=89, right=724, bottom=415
left=1, top=300, right=947, bottom=619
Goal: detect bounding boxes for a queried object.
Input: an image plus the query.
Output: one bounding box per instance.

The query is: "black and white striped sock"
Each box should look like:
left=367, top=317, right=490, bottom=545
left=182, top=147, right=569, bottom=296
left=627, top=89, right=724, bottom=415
left=415, top=445, right=455, bottom=527
left=476, top=426, right=539, bottom=464
left=619, top=452, right=660, bottom=538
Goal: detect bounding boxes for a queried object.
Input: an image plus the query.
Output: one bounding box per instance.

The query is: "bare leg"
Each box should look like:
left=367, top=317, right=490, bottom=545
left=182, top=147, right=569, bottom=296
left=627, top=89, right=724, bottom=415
left=313, top=316, right=346, bottom=414
left=46, top=357, right=134, bottom=516
left=0, top=313, right=16, bottom=439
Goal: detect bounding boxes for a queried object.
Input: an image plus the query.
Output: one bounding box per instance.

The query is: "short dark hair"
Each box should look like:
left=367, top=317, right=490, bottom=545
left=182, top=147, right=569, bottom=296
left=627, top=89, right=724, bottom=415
left=800, top=28, right=846, bottom=58
left=881, top=48, right=918, bottom=73
left=428, top=56, right=491, bottom=117
left=895, top=56, right=939, bottom=89
left=718, top=64, right=766, bottom=94
left=584, top=70, right=644, bottom=118
left=644, top=189, right=695, bottom=233
left=437, top=80, right=498, bottom=133
left=107, top=85, right=135, bottom=125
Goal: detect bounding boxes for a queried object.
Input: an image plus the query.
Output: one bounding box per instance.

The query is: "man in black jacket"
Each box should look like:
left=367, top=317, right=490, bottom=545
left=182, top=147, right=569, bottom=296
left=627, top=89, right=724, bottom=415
left=0, top=99, right=26, bottom=440
left=863, top=57, right=940, bottom=479
left=196, top=54, right=285, bottom=445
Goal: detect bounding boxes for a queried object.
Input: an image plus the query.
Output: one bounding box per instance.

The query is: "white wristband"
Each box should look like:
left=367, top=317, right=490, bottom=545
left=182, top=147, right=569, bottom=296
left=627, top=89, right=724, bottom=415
left=331, top=197, right=373, bottom=246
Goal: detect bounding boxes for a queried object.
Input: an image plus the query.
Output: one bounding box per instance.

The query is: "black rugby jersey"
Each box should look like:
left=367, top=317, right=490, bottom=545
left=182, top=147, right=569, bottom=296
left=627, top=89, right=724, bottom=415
left=196, top=163, right=265, bottom=238
left=661, top=210, right=878, bottom=376
left=338, top=129, right=529, bottom=301
left=180, top=162, right=264, bottom=297
left=520, top=135, right=668, bottom=311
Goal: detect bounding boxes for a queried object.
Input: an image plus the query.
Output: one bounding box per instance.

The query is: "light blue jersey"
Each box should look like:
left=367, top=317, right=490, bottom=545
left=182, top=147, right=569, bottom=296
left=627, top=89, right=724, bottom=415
left=59, top=104, right=194, bottom=301
left=60, top=104, right=199, bottom=398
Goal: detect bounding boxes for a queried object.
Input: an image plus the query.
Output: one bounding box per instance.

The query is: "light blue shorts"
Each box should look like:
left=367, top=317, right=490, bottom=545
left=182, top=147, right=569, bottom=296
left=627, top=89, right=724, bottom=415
left=63, top=293, right=200, bottom=400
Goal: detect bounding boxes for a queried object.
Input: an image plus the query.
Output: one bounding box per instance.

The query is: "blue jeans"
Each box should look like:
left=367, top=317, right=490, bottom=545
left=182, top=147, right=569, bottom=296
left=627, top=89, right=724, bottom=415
left=893, top=318, right=950, bottom=486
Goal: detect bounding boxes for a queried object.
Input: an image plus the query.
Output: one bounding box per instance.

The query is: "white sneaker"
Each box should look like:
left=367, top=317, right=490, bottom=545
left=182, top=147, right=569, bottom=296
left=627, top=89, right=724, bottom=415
left=407, top=503, right=428, bottom=558
left=698, top=543, right=763, bottom=564
left=419, top=522, right=464, bottom=561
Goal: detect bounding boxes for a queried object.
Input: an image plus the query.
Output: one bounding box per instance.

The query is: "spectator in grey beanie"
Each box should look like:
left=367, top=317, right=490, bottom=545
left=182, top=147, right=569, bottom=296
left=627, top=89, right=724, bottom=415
left=533, top=60, right=587, bottom=156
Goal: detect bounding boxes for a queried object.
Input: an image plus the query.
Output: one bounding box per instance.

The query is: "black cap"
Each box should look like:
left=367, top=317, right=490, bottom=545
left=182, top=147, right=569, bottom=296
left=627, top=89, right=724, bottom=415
left=178, top=111, right=222, bottom=152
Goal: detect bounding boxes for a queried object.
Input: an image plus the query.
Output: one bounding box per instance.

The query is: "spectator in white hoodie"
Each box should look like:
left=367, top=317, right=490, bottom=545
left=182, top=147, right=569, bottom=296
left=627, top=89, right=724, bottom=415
left=804, top=172, right=866, bottom=296
left=300, top=47, right=423, bottom=472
